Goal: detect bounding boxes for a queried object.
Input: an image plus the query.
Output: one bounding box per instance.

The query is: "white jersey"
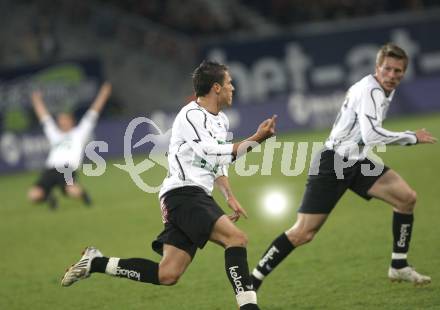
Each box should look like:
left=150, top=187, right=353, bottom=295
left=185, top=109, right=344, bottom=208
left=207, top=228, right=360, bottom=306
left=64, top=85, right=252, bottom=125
left=159, top=101, right=234, bottom=197
left=42, top=110, right=98, bottom=170
left=325, top=74, right=417, bottom=160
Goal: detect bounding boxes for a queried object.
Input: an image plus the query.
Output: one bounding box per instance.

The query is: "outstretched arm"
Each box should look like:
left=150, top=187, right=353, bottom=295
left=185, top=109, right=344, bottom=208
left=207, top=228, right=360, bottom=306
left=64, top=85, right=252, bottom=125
left=30, top=90, right=61, bottom=142
left=76, top=82, right=112, bottom=136
left=415, top=128, right=437, bottom=144
left=232, top=115, right=277, bottom=157
left=183, top=111, right=277, bottom=166
left=31, top=90, right=51, bottom=122
left=89, top=82, right=112, bottom=114
left=359, top=89, right=418, bottom=146
left=215, top=175, right=248, bottom=222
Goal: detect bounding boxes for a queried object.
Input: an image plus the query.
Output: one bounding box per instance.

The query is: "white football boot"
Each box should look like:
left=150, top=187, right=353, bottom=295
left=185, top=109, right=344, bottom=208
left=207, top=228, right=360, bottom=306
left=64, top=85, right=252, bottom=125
left=388, top=266, right=431, bottom=285
left=61, top=246, right=103, bottom=287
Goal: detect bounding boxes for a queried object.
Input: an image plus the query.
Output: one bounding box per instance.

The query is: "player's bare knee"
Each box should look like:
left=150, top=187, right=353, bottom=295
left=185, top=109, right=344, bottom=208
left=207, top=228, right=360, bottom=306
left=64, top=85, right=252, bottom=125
left=287, top=229, right=315, bottom=246
left=305, top=231, right=317, bottom=243
left=227, top=231, right=248, bottom=247
left=285, top=230, right=296, bottom=244
left=396, top=189, right=417, bottom=212
left=298, top=231, right=315, bottom=245
left=27, top=190, right=36, bottom=202
left=408, top=190, right=417, bottom=208
left=158, top=270, right=181, bottom=286
left=66, top=185, right=82, bottom=198
left=28, top=188, right=44, bottom=203
left=159, top=274, right=180, bottom=286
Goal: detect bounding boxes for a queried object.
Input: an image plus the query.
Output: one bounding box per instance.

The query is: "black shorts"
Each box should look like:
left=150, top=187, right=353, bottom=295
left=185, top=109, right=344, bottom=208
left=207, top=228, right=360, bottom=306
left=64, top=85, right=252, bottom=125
left=152, top=186, right=225, bottom=259
left=35, top=168, right=77, bottom=198
left=298, top=149, right=389, bottom=214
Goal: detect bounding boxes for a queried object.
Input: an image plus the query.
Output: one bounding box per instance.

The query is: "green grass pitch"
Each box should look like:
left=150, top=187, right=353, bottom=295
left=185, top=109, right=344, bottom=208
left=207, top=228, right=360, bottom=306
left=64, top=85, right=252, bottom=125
left=1, top=114, right=439, bottom=309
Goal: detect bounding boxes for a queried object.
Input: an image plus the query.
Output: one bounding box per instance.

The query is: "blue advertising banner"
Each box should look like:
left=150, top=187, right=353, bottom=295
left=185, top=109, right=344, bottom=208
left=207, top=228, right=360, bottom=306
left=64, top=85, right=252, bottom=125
left=0, top=58, right=106, bottom=174
left=1, top=73, right=438, bottom=175
left=197, top=14, right=440, bottom=137
left=0, top=117, right=167, bottom=174
left=201, top=16, right=440, bottom=106
left=0, top=59, right=103, bottom=134
left=2, top=15, right=440, bottom=175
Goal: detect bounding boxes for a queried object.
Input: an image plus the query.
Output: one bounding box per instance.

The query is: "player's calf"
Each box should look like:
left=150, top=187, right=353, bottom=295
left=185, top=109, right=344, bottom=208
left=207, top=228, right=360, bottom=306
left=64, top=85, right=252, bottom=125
left=65, top=184, right=83, bottom=199
left=61, top=247, right=161, bottom=287
left=92, top=257, right=160, bottom=284
left=251, top=232, right=295, bottom=291
left=391, top=212, right=414, bottom=269
left=224, top=247, right=258, bottom=309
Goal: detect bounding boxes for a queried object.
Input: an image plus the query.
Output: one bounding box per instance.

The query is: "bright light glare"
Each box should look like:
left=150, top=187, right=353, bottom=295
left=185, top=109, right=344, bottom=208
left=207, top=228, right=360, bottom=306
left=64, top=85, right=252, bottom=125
left=263, top=191, right=288, bottom=216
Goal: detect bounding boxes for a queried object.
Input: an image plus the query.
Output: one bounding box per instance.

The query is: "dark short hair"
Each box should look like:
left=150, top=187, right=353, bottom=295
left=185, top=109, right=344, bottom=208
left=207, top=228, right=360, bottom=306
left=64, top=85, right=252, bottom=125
left=192, top=60, right=228, bottom=97
left=376, top=43, right=408, bottom=70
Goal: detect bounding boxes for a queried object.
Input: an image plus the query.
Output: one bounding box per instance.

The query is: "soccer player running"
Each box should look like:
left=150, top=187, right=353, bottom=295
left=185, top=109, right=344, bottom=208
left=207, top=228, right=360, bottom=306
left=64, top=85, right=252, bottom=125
left=251, top=43, right=437, bottom=291
left=61, top=61, right=276, bottom=310
left=28, top=82, right=112, bottom=209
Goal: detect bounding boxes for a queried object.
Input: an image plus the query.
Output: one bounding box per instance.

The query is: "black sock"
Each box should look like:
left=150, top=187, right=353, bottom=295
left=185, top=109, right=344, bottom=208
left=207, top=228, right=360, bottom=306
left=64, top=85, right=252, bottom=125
left=81, top=190, right=92, bottom=206
left=225, top=247, right=257, bottom=307
left=46, top=193, right=58, bottom=210
left=92, top=257, right=160, bottom=285
left=91, top=257, right=109, bottom=273
left=391, top=212, right=413, bottom=269
left=252, top=232, right=295, bottom=290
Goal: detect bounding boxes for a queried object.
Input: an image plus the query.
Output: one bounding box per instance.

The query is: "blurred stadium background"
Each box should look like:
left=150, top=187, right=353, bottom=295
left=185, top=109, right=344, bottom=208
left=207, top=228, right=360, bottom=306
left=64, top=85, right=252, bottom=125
left=1, top=0, right=439, bottom=309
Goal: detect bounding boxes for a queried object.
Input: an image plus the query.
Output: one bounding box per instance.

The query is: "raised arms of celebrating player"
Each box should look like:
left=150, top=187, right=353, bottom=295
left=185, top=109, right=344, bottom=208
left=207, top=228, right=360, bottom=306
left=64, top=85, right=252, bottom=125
left=31, top=90, right=51, bottom=122
left=30, top=90, right=63, bottom=142
left=31, top=82, right=112, bottom=119
left=88, top=82, right=112, bottom=114
left=76, top=82, right=112, bottom=135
